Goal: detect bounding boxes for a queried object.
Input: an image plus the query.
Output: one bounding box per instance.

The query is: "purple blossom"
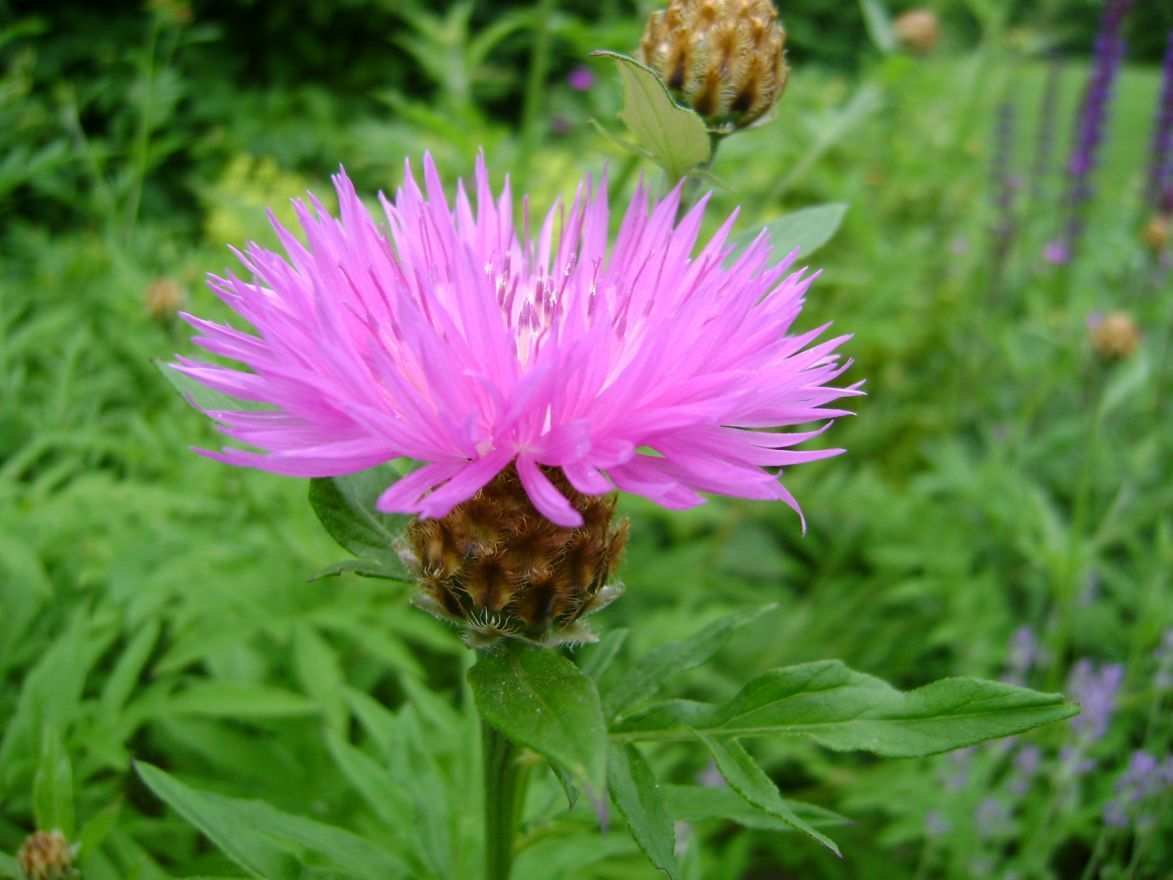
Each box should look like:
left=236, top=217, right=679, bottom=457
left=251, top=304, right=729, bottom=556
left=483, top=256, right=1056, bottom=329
left=174, top=155, right=858, bottom=527
left=1101, top=750, right=1173, bottom=829
left=1051, top=0, right=1135, bottom=263
left=1004, top=626, right=1039, bottom=685
left=924, top=810, right=951, bottom=838
left=1147, top=31, right=1173, bottom=213
left=940, top=747, right=973, bottom=791
left=1067, top=659, right=1124, bottom=742
left=1008, top=744, right=1042, bottom=797
left=568, top=65, right=595, bottom=92
left=975, top=796, right=1012, bottom=839
left=1060, top=744, right=1098, bottom=776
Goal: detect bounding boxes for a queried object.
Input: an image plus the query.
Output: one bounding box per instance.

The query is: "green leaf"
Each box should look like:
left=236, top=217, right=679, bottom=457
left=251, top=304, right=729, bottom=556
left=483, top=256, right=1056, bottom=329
left=390, top=707, right=453, bottom=879
left=0, top=853, right=20, bottom=880
left=308, top=463, right=413, bottom=578
left=469, top=644, right=607, bottom=803
left=858, top=0, right=896, bottom=53
left=661, top=784, right=849, bottom=832
left=591, top=51, right=711, bottom=182
left=33, top=725, right=74, bottom=836
left=98, top=620, right=161, bottom=719
left=730, top=204, right=849, bottom=262
left=693, top=732, right=840, bottom=857
left=136, top=762, right=408, bottom=880
left=613, top=661, right=1078, bottom=757
left=580, top=627, right=629, bottom=682
left=608, top=605, right=777, bottom=716
left=162, top=681, right=320, bottom=718
left=293, top=624, right=348, bottom=733
left=608, top=744, right=679, bottom=878
left=308, top=558, right=410, bottom=583
left=155, top=358, right=271, bottom=413
left=76, top=799, right=122, bottom=860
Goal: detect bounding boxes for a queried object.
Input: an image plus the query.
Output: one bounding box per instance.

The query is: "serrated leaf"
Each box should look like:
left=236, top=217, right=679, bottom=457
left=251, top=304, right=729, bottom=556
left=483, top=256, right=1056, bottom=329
left=591, top=51, right=711, bottom=182
left=136, top=762, right=408, bottom=879
left=308, top=464, right=412, bottom=575
left=613, top=661, right=1079, bottom=757
left=730, top=204, right=849, bottom=262
left=661, top=784, right=850, bottom=831
left=608, top=605, right=777, bottom=716
left=693, top=732, right=841, bottom=857
left=608, top=744, right=679, bottom=878
left=162, top=681, right=320, bottom=718
left=33, top=725, right=74, bottom=837
left=469, top=644, right=607, bottom=804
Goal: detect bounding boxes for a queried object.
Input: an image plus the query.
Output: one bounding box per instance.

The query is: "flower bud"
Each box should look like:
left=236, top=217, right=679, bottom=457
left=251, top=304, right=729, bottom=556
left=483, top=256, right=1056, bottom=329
left=144, top=278, right=186, bottom=321
left=17, top=830, right=77, bottom=880
left=638, top=0, right=789, bottom=131
left=1142, top=214, right=1169, bottom=253
left=1089, top=310, right=1141, bottom=361
left=403, top=465, right=627, bottom=648
left=893, top=9, right=940, bottom=56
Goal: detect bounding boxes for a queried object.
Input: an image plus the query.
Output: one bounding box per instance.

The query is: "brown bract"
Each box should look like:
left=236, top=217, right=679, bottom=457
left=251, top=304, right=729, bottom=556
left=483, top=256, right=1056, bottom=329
left=404, top=465, right=628, bottom=647
left=17, top=831, right=77, bottom=880
left=638, top=0, right=789, bottom=131
left=893, top=9, right=940, bottom=56
left=1090, top=311, right=1141, bottom=361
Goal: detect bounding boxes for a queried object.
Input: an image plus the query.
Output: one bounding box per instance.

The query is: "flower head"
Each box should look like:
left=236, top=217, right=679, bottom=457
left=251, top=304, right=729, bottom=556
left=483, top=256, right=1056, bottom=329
left=175, top=156, right=856, bottom=532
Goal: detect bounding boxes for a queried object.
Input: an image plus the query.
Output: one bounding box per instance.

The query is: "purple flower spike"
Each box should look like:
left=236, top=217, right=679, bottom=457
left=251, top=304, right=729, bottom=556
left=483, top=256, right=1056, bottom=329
left=1147, top=31, right=1173, bottom=213
left=1051, top=0, right=1136, bottom=263
left=1068, top=659, right=1124, bottom=742
left=174, top=155, right=859, bottom=527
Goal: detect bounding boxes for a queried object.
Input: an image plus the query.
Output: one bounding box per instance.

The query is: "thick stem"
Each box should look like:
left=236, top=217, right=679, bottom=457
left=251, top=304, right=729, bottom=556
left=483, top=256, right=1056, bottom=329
left=482, top=715, right=523, bottom=880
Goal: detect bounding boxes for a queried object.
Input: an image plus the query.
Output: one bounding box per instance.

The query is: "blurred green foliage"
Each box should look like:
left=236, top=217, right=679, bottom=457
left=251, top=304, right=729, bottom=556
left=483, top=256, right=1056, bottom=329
left=2, top=0, right=1171, bottom=878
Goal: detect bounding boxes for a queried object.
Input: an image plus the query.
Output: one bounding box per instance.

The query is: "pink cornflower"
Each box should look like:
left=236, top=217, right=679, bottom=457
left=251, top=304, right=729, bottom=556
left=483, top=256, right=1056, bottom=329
left=175, top=155, right=858, bottom=528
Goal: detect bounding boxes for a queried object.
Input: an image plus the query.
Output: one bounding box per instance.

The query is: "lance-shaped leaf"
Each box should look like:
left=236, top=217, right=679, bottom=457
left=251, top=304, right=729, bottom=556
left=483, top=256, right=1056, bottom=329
left=608, top=744, right=679, bottom=878
left=136, top=762, right=409, bottom=880
left=308, top=463, right=413, bottom=581
left=729, top=204, right=849, bottom=263
left=694, top=731, right=840, bottom=856
left=661, top=784, right=849, bottom=832
left=608, top=605, right=777, bottom=716
left=613, top=661, right=1078, bottom=757
left=590, top=51, right=711, bottom=182
left=469, top=645, right=607, bottom=805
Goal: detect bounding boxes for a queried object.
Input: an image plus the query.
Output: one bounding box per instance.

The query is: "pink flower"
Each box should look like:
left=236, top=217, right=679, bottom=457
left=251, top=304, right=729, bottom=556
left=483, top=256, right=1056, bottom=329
left=175, top=156, right=859, bottom=528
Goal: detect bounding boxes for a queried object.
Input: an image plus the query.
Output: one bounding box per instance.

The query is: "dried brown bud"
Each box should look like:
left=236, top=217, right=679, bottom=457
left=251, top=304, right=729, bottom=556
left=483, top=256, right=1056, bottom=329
left=1142, top=214, right=1169, bottom=253
left=144, top=278, right=186, bottom=320
left=1089, top=311, right=1141, bottom=361
left=404, top=464, right=627, bottom=647
left=17, top=830, right=77, bottom=880
left=638, top=0, right=789, bottom=131
left=893, top=9, right=940, bottom=56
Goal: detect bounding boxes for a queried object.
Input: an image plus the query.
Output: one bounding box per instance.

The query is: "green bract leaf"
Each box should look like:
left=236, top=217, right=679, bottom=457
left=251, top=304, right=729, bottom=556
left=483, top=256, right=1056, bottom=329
left=33, top=725, right=74, bottom=838
left=693, top=731, right=841, bottom=857
left=590, top=51, right=711, bottom=182
left=469, top=644, right=608, bottom=803
left=608, top=605, right=777, bottom=716
left=136, top=762, right=409, bottom=880
left=730, top=204, right=849, bottom=262
left=661, top=784, right=849, bottom=832
left=613, top=661, right=1078, bottom=757
left=608, top=744, right=680, bottom=878
left=0, top=853, right=20, bottom=880
left=308, top=463, right=413, bottom=581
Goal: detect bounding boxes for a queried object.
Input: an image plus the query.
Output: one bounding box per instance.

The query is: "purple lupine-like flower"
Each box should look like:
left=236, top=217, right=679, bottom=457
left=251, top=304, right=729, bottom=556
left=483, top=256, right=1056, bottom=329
left=940, top=747, right=973, bottom=791
left=1068, top=659, right=1124, bottom=742
left=174, top=155, right=858, bottom=527
left=1047, top=0, right=1136, bottom=264
left=1008, top=744, right=1043, bottom=797
left=975, top=797, right=1012, bottom=839
left=1005, top=625, right=1039, bottom=685
left=1102, top=750, right=1173, bottom=829
left=1147, top=31, right=1173, bottom=213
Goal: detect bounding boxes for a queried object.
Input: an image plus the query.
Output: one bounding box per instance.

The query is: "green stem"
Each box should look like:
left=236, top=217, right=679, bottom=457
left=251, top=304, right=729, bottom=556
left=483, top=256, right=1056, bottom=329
left=482, top=715, right=523, bottom=880
left=518, top=0, right=558, bottom=188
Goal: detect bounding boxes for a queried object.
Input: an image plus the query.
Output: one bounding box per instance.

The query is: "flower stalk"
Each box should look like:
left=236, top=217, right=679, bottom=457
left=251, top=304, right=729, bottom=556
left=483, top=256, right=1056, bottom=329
left=480, top=667, right=528, bottom=880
